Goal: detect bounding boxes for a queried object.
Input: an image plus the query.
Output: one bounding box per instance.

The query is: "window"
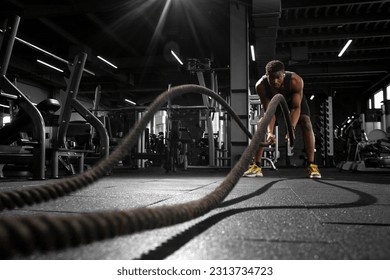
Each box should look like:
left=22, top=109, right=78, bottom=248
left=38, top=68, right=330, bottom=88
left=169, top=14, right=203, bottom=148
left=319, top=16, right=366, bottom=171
left=2, top=115, right=10, bottom=125
left=373, top=90, right=383, bottom=109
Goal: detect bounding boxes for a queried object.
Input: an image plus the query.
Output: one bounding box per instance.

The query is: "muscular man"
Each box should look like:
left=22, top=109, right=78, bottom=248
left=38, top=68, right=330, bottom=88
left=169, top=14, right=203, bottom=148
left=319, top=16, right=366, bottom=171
left=243, top=60, right=321, bottom=179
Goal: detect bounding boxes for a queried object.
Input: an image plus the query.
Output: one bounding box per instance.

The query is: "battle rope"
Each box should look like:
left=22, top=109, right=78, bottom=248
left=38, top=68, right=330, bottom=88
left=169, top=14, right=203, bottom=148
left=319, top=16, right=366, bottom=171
left=0, top=85, right=252, bottom=211
left=0, top=85, right=293, bottom=258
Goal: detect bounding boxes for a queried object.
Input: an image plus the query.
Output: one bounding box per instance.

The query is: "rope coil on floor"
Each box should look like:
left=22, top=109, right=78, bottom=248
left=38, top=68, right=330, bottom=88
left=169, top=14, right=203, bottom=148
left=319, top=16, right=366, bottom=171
left=0, top=84, right=293, bottom=258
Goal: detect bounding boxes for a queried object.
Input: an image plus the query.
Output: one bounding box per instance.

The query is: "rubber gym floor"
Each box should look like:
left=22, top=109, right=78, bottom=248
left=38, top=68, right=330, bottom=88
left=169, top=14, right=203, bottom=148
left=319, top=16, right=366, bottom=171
left=0, top=166, right=389, bottom=260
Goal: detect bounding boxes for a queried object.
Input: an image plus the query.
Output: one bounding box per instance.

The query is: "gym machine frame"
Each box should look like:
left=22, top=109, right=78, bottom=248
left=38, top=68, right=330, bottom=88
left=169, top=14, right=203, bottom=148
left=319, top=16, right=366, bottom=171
left=0, top=16, right=46, bottom=179
left=53, top=52, right=109, bottom=177
left=1, top=16, right=109, bottom=178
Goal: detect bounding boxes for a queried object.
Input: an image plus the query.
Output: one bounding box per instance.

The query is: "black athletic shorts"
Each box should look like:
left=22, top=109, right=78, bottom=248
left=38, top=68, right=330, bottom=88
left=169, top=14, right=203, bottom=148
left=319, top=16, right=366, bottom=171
left=274, top=95, right=310, bottom=117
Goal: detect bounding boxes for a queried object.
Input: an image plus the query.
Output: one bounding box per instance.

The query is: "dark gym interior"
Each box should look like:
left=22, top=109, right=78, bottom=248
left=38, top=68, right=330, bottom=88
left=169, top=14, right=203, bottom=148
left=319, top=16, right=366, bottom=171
left=0, top=0, right=389, bottom=260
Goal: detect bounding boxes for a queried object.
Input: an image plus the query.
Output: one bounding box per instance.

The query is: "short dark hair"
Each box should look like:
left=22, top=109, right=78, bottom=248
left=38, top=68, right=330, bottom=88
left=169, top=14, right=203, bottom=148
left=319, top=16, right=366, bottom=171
left=265, top=60, right=285, bottom=74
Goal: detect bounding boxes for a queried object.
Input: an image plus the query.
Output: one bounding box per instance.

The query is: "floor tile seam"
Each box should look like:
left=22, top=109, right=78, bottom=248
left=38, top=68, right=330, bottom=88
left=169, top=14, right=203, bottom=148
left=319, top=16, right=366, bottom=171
left=149, top=180, right=223, bottom=198
left=186, top=180, right=224, bottom=192
left=140, top=181, right=223, bottom=207
left=240, top=237, right=337, bottom=245
left=303, top=202, right=390, bottom=206
left=320, top=221, right=390, bottom=227
left=318, top=220, right=380, bottom=251
left=145, top=198, right=178, bottom=207
left=66, top=193, right=175, bottom=198
left=286, top=186, right=329, bottom=226
left=67, top=181, right=223, bottom=196
left=0, top=209, right=88, bottom=215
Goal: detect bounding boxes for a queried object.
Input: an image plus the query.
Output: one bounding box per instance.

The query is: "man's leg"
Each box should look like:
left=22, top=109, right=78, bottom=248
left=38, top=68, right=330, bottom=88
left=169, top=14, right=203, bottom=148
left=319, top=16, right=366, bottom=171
left=299, top=114, right=321, bottom=178
left=243, top=116, right=266, bottom=177
left=254, top=146, right=264, bottom=163
left=243, top=145, right=264, bottom=177
left=299, top=114, right=315, bottom=163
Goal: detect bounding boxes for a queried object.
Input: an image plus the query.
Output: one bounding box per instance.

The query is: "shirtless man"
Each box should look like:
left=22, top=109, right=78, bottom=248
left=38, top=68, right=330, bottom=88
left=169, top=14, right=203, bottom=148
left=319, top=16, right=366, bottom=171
left=243, top=60, right=321, bottom=179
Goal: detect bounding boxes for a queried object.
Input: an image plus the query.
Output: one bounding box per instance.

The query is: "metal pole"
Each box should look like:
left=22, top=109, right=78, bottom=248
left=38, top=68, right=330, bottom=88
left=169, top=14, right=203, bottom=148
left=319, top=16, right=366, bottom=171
left=197, top=71, right=215, bottom=166
left=0, top=16, right=20, bottom=76
left=90, top=84, right=101, bottom=149
left=56, top=53, right=87, bottom=148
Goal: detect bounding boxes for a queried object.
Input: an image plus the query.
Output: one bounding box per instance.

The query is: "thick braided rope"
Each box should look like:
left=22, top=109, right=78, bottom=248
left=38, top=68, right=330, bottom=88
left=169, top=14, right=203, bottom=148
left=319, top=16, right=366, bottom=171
left=0, top=85, right=252, bottom=211
left=0, top=86, right=292, bottom=258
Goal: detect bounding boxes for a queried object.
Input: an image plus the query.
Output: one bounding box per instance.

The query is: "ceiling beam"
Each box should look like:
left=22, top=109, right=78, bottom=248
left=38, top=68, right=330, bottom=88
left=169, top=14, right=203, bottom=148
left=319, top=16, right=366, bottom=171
left=279, top=12, right=390, bottom=28
left=301, top=71, right=387, bottom=78
left=281, top=0, right=390, bottom=9
left=362, top=73, right=390, bottom=95
left=287, top=62, right=389, bottom=74
left=85, top=13, right=139, bottom=56
left=276, top=42, right=390, bottom=61
left=308, top=54, right=390, bottom=63
left=8, top=1, right=128, bottom=18
left=39, top=18, right=86, bottom=47
left=277, top=30, right=390, bottom=43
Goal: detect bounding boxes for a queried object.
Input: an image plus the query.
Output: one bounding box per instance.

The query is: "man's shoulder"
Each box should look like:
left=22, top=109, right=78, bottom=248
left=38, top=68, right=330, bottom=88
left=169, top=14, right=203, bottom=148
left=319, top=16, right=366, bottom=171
left=287, top=72, right=304, bottom=91
left=255, top=76, right=269, bottom=96
left=255, top=75, right=267, bottom=87
left=288, top=71, right=302, bottom=81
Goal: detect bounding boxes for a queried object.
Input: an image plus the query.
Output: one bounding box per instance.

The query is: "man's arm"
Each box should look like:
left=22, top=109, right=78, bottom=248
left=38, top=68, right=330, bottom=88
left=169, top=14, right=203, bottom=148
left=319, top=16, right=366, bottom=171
left=255, top=79, right=276, bottom=142
left=289, top=73, right=304, bottom=132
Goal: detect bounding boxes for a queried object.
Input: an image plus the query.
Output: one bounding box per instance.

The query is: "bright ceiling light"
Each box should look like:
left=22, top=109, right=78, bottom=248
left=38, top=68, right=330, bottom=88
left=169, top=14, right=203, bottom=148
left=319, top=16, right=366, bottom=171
left=310, top=95, right=315, bottom=100
left=171, top=50, right=183, bottom=65
left=250, top=45, right=256, bottom=61
left=97, top=55, right=118, bottom=69
left=338, top=39, right=352, bottom=57
left=37, top=59, right=64, bottom=72
left=125, top=99, right=136, bottom=106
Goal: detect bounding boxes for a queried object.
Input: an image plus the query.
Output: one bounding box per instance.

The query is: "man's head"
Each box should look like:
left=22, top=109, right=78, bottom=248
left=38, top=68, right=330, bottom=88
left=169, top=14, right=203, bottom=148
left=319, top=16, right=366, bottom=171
left=265, top=60, right=285, bottom=90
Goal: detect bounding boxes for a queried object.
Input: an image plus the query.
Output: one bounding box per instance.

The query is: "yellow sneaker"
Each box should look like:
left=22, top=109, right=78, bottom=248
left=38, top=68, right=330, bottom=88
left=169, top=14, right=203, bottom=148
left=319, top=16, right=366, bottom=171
left=307, top=163, right=321, bottom=179
left=243, top=163, right=263, bottom=177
